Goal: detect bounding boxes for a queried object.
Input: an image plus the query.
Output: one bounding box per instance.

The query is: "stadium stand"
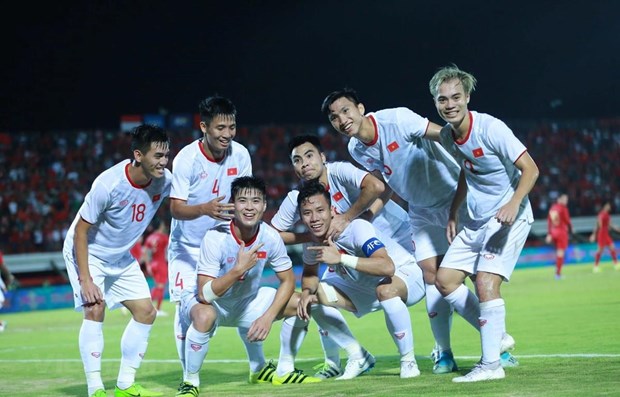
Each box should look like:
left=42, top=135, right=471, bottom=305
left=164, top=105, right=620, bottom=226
left=1, top=118, right=618, bottom=261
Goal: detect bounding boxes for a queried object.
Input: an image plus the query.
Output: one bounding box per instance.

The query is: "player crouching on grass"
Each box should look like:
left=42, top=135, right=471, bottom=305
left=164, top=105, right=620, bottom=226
left=175, top=176, right=321, bottom=396
left=296, top=181, right=427, bottom=379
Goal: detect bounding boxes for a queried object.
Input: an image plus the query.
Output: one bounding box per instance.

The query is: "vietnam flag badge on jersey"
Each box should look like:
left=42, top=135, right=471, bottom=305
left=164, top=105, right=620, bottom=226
left=257, top=251, right=267, bottom=259
left=333, top=191, right=344, bottom=202
left=387, top=141, right=399, bottom=152
left=152, top=194, right=161, bottom=202
left=473, top=147, right=484, bottom=158
left=227, top=167, right=238, bottom=176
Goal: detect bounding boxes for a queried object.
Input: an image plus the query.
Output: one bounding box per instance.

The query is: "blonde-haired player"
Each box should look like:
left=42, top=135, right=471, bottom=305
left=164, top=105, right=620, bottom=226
left=428, top=64, right=539, bottom=382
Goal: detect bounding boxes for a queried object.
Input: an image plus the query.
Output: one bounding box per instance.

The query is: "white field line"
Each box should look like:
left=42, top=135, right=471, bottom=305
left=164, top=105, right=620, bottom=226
left=1, top=353, right=619, bottom=363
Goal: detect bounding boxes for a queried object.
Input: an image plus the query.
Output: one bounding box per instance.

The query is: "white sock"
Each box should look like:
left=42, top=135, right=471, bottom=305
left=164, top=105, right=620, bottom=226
left=276, top=316, right=308, bottom=376
left=117, top=318, right=151, bottom=389
left=174, top=304, right=188, bottom=373
left=79, top=319, right=104, bottom=395
left=237, top=326, right=266, bottom=373
left=425, top=283, right=453, bottom=353
left=480, top=299, right=505, bottom=367
left=311, top=304, right=363, bottom=359
left=318, top=327, right=341, bottom=368
left=313, top=305, right=345, bottom=366
left=444, top=284, right=480, bottom=330
left=380, top=297, right=414, bottom=357
left=184, top=324, right=212, bottom=386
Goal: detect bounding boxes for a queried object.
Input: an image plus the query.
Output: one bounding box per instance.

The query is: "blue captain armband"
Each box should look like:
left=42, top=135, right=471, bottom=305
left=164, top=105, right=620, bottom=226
left=362, top=237, right=385, bottom=257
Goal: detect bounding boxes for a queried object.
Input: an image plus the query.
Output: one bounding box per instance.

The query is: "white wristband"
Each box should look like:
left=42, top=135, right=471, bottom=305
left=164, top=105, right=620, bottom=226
left=340, top=254, right=359, bottom=269
left=202, top=280, right=220, bottom=303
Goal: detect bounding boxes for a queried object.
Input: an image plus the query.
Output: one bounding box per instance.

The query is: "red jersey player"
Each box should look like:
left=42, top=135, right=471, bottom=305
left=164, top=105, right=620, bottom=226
left=545, top=194, right=572, bottom=279
left=590, top=201, right=619, bottom=272
left=143, top=218, right=170, bottom=315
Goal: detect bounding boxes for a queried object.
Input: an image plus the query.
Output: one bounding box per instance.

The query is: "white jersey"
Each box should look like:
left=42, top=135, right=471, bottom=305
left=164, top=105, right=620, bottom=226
left=169, top=140, right=252, bottom=251
left=271, top=161, right=412, bottom=249
left=348, top=108, right=460, bottom=211
left=197, top=221, right=291, bottom=309
left=302, top=219, right=416, bottom=289
left=63, top=160, right=172, bottom=268
left=438, top=111, right=533, bottom=223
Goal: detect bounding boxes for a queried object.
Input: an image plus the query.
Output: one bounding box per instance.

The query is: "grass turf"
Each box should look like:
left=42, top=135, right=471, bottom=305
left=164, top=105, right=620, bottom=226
left=0, top=261, right=619, bottom=396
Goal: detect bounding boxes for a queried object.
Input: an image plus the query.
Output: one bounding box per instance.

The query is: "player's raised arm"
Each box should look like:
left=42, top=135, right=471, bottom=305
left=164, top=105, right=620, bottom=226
left=170, top=196, right=235, bottom=221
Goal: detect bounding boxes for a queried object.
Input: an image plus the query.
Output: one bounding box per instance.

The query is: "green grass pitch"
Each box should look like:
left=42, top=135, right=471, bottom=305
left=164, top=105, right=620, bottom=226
left=0, top=262, right=619, bottom=396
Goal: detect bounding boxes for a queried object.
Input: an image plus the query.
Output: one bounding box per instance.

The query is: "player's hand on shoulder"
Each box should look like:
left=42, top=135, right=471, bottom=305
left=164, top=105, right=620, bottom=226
left=203, top=195, right=235, bottom=220
left=327, top=214, right=349, bottom=240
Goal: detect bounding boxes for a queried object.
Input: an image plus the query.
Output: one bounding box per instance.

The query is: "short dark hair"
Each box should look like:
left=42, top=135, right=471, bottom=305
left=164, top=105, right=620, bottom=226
left=296, top=180, right=330, bottom=213
left=231, top=176, right=266, bottom=200
left=321, top=88, right=362, bottom=115
left=130, top=124, right=170, bottom=154
left=199, top=95, right=237, bottom=125
left=288, top=134, right=324, bottom=157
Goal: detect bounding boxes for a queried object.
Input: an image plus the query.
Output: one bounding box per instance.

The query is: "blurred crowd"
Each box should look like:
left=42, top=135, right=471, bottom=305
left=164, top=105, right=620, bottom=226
left=1, top=118, right=619, bottom=254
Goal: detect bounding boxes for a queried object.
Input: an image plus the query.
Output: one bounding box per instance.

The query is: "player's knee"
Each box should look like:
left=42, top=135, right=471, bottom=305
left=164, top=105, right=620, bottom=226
left=375, top=282, right=399, bottom=301
left=473, top=275, right=501, bottom=301
left=288, top=292, right=302, bottom=310
left=422, top=270, right=437, bottom=285
left=133, top=303, right=157, bottom=324
left=84, top=302, right=105, bottom=321
left=434, top=273, right=459, bottom=297
left=191, top=305, right=217, bottom=332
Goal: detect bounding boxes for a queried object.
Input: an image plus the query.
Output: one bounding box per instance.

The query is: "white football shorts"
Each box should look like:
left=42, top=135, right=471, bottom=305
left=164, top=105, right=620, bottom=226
left=64, top=249, right=151, bottom=311
left=440, top=215, right=531, bottom=281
